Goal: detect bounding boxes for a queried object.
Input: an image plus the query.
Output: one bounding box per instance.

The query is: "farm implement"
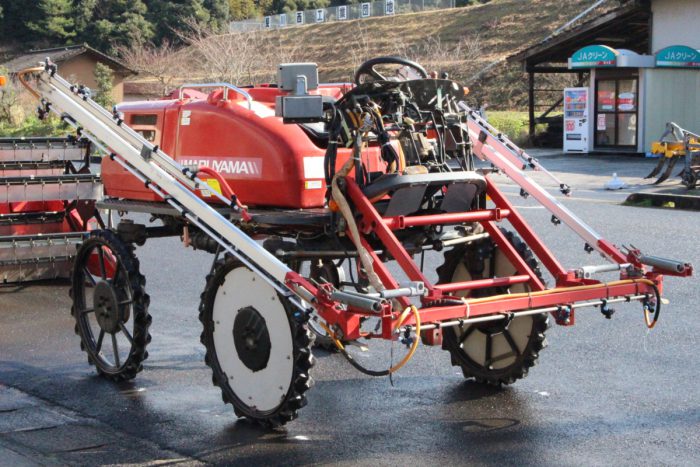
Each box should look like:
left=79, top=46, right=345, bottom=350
left=645, top=122, right=700, bottom=188
left=0, top=136, right=101, bottom=282
left=16, top=57, right=692, bottom=427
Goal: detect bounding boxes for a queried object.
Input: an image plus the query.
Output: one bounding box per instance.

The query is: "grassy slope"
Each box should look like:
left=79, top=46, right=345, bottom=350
left=259, top=0, right=599, bottom=107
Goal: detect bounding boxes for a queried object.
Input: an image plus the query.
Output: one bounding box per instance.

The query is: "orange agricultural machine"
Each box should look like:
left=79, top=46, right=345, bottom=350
left=16, top=57, right=692, bottom=428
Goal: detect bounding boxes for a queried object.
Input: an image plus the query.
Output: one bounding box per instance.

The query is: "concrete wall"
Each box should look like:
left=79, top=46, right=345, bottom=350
left=59, top=55, right=126, bottom=102
left=652, top=0, right=700, bottom=51
left=643, top=68, right=700, bottom=151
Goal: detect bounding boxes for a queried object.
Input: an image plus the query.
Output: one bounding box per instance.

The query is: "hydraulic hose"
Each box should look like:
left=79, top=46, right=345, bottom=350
left=319, top=304, right=420, bottom=376
left=331, top=132, right=385, bottom=293
left=18, top=66, right=45, bottom=99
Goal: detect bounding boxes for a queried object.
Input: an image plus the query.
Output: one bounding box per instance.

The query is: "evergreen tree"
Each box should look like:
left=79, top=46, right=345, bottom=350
left=204, top=0, right=230, bottom=30
left=0, top=1, right=34, bottom=42
left=145, top=0, right=216, bottom=43
left=93, top=62, right=115, bottom=108
left=27, top=0, right=76, bottom=43
left=229, top=0, right=259, bottom=21
left=74, top=0, right=97, bottom=36
left=79, top=0, right=154, bottom=53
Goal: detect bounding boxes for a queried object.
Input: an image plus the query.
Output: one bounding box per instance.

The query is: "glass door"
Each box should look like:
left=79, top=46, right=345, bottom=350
left=594, top=76, right=638, bottom=149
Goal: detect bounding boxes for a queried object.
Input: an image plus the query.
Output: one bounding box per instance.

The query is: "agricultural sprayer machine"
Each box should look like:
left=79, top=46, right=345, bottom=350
left=13, top=57, right=692, bottom=427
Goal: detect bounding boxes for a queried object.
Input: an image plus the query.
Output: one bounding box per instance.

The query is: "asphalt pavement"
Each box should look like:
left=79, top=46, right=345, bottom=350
left=1, top=153, right=699, bottom=466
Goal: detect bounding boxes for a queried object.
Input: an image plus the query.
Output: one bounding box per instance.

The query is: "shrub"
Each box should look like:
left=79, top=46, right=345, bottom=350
left=486, top=111, right=529, bottom=145
left=0, top=114, right=68, bottom=137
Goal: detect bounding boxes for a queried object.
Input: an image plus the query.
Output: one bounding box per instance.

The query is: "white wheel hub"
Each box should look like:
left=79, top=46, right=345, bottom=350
left=212, top=266, right=294, bottom=413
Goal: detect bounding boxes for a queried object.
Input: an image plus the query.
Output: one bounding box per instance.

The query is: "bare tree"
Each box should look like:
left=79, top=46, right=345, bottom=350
left=348, top=22, right=374, bottom=81
left=116, top=39, right=180, bottom=96
left=177, top=18, right=263, bottom=85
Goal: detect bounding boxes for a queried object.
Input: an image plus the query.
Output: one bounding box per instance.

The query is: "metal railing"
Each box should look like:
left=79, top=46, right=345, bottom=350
left=230, top=0, right=456, bottom=32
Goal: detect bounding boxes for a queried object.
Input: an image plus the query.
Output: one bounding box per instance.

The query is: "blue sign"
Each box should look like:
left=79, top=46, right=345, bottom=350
left=656, top=45, right=700, bottom=68
left=570, top=45, right=618, bottom=68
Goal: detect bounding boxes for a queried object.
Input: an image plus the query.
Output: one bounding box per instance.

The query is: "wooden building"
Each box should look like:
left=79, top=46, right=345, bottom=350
left=1, top=44, right=136, bottom=103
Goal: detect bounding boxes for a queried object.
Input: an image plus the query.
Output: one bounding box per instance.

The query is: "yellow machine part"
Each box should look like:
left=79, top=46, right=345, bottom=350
left=651, top=141, right=685, bottom=158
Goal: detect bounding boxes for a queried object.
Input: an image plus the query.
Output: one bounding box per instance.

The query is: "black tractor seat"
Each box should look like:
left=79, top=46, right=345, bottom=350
left=363, top=171, right=487, bottom=217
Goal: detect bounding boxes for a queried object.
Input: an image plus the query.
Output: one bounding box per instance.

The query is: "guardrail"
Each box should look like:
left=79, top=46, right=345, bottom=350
left=230, top=0, right=456, bottom=32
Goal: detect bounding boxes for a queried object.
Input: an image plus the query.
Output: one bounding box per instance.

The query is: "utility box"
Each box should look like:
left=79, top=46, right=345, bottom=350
left=275, top=63, right=323, bottom=123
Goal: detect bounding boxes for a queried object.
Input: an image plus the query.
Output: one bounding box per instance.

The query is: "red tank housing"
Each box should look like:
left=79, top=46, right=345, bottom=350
left=105, top=84, right=387, bottom=208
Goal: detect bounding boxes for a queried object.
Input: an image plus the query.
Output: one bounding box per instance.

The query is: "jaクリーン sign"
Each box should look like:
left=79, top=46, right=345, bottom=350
left=570, top=45, right=618, bottom=69
left=656, top=45, right=700, bottom=68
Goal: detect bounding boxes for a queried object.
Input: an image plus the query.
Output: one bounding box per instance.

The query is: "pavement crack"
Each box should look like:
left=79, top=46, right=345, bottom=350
left=54, top=443, right=109, bottom=453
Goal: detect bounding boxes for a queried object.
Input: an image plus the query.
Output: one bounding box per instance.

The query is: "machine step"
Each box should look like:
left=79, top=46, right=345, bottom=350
left=0, top=174, right=102, bottom=203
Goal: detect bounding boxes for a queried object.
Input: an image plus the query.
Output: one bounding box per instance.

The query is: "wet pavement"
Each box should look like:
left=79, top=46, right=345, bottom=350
left=1, top=154, right=699, bottom=466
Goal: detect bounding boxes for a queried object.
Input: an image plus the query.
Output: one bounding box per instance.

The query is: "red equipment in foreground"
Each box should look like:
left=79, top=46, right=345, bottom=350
left=19, top=57, right=692, bottom=428
left=0, top=137, right=101, bottom=282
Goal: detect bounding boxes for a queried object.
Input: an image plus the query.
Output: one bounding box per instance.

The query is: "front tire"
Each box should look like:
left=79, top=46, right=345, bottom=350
left=199, top=258, right=315, bottom=428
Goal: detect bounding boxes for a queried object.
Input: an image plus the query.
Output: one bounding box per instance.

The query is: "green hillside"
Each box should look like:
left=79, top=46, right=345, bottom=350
left=177, top=0, right=611, bottom=109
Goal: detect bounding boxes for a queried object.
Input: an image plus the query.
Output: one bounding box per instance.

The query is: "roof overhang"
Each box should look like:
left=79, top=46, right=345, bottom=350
left=509, top=1, right=651, bottom=72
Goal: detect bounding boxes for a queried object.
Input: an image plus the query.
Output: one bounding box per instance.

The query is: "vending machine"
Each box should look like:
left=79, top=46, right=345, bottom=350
left=563, top=87, right=590, bottom=153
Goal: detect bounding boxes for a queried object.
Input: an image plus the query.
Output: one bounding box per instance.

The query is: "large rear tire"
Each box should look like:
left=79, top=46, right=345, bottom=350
left=436, top=229, right=549, bottom=386
left=199, top=258, right=315, bottom=428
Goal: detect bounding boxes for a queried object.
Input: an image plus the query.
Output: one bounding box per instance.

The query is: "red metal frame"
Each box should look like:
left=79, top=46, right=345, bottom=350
left=307, top=175, right=664, bottom=340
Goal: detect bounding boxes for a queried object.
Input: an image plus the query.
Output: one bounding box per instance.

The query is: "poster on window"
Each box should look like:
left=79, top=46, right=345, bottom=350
left=279, top=14, right=287, bottom=26
left=597, top=90, right=615, bottom=111
left=337, top=5, right=348, bottom=20
left=315, top=9, right=325, bottom=22
left=296, top=11, right=304, bottom=24
left=597, top=114, right=607, bottom=131
left=264, top=16, right=271, bottom=28
left=361, top=2, right=371, bottom=17
left=617, top=92, right=636, bottom=111
left=385, top=0, right=395, bottom=15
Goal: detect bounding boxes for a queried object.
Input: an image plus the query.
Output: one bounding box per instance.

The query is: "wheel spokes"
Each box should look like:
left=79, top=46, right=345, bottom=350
left=111, top=333, right=121, bottom=367
left=119, top=323, right=134, bottom=346
left=83, top=267, right=97, bottom=286
left=459, top=325, right=476, bottom=345
left=502, top=329, right=522, bottom=357
left=484, top=333, right=493, bottom=368
left=97, top=247, right=107, bottom=279
left=111, top=261, right=121, bottom=285
left=96, top=329, right=105, bottom=353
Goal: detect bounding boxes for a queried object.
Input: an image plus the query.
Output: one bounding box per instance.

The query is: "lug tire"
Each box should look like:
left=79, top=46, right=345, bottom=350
left=436, top=228, right=549, bottom=386
left=70, top=229, right=151, bottom=382
left=199, top=258, right=315, bottom=428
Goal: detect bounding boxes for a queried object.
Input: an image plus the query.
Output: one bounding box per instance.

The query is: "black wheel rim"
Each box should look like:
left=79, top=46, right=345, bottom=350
left=74, top=240, right=137, bottom=374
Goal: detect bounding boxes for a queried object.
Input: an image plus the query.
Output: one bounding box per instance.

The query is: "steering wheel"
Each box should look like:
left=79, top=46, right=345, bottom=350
left=354, top=56, right=429, bottom=85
